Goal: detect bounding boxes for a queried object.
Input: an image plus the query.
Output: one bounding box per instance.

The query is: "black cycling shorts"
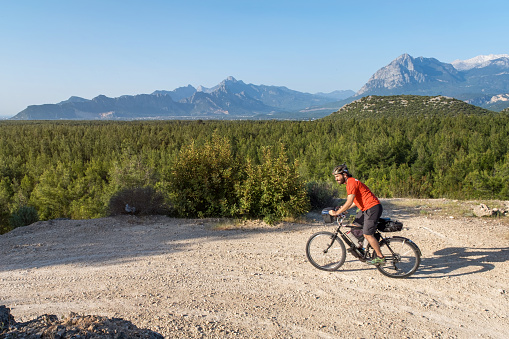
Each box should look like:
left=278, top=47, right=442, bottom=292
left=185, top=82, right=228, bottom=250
left=353, top=204, right=383, bottom=236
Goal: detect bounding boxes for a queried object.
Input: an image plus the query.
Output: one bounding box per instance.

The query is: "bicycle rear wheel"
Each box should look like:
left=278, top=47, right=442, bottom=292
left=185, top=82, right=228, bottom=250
left=376, top=237, right=421, bottom=278
left=306, top=231, right=346, bottom=271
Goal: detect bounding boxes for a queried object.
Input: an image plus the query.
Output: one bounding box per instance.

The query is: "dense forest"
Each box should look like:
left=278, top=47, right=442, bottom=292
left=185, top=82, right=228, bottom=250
left=1, top=95, right=509, bottom=232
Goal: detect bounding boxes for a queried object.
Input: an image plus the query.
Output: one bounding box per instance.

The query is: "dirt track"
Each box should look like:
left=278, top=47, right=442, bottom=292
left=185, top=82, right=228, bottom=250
left=1, top=199, right=508, bottom=338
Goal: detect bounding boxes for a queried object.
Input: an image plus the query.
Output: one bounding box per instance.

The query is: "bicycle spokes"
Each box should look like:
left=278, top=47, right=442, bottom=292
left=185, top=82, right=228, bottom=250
left=377, top=237, right=421, bottom=278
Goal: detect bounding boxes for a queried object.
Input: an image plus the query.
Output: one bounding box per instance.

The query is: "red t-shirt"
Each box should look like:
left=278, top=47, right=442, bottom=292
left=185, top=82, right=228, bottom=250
left=346, top=177, right=380, bottom=211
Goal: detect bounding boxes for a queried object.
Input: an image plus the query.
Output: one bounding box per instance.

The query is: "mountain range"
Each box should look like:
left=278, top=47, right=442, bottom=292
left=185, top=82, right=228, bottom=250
left=11, top=77, right=354, bottom=120
left=10, top=54, right=509, bottom=120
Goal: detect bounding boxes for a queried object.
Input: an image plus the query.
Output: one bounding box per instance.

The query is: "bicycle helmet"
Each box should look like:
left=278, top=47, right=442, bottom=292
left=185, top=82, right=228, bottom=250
left=332, top=164, right=349, bottom=175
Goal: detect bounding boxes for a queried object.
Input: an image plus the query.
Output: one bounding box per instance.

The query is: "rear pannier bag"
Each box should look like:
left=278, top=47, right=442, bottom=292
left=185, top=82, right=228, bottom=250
left=377, top=218, right=403, bottom=232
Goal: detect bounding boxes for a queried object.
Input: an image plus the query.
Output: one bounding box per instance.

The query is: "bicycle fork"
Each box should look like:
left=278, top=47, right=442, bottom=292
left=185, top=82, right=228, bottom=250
left=322, top=233, right=337, bottom=254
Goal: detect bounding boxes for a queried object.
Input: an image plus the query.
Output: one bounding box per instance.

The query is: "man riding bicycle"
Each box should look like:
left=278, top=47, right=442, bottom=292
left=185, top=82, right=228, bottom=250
left=328, top=164, right=386, bottom=265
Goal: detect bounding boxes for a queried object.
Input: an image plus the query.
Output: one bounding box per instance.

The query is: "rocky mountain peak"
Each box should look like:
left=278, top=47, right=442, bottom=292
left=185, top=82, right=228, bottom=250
left=58, top=96, right=88, bottom=104
left=394, top=53, right=415, bottom=69
left=220, top=76, right=244, bottom=88
left=152, top=85, right=196, bottom=102
left=356, top=54, right=461, bottom=97
left=356, top=54, right=428, bottom=95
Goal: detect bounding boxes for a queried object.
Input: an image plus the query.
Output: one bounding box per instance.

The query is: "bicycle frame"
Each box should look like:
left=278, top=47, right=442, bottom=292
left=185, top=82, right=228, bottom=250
left=329, top=215, right=393, bottom=262
left=329, top=215, right=369, bottom=261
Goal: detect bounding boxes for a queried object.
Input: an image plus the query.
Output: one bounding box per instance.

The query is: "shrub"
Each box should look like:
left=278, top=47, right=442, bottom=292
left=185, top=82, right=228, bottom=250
left=0, top=222, right=11, bottom=235
left=108, top=186, right=171, bottom=216
left=306, top=181, right=340, bottom=210
left=238, top=145, right=310, bottom=223
left=9, top=205, right=39, bottom=229
left=168, top=135, right=241, bottom=218
left=166, top=137, right=312, bottom=222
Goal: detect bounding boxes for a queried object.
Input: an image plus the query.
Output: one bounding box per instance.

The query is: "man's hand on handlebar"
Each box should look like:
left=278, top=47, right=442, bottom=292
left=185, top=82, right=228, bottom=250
left=328, top=209, right=346, bottom=218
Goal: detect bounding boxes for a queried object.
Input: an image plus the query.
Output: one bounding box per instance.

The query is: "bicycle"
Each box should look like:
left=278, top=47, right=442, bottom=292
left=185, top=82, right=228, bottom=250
left=306, top=208, right=421, bottom=278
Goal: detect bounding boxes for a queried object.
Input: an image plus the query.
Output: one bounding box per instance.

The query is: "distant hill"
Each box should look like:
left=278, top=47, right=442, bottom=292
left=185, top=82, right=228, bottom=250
left=324, top=95, right=496, bottom=120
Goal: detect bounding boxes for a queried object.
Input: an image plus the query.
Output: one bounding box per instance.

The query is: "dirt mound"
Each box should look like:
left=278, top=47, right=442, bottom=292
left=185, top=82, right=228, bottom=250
left=1, top=306, right=163, bottom=338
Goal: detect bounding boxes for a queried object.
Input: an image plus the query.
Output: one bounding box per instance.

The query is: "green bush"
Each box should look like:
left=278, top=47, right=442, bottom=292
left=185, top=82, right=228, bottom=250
left=9, top=205, right=39, bottom=229
left=306, top=181, right=340, bottom=210
left=168, top=138, right=310, bottom=223
left=168, top=135, right=241, bottom=218
left=0, top=221, right=11, bottom=235
left=238, top=145, right=310, bottom=223
left=108, top=186, right=171, bottom=216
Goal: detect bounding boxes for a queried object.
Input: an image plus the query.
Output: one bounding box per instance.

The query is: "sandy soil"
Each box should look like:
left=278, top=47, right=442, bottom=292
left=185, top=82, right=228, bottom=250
left=1, top=199, right=508, bottom=338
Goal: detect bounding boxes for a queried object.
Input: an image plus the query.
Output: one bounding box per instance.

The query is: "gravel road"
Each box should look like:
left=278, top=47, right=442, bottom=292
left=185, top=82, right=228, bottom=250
left=1, top=199, right=508, bottom=338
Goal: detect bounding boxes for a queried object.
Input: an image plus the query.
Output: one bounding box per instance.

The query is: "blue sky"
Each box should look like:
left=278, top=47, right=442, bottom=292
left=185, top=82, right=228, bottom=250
left=1, top=0, right=508, bottom=117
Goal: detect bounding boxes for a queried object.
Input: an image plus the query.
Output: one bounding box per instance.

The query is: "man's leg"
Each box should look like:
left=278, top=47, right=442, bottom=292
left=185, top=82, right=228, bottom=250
left=364, top=234, right=383, bottom=257
left=362, top=204, right=384, bottom=263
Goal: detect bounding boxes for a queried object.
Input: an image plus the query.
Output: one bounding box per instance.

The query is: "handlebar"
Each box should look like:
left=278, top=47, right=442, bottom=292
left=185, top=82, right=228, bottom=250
left=332, top=207, right=346, bottom=220
left=333, top=213, right=347, bottom=224
left=337, top=213, right=346, bottom=219
left=322, top=208, right=347, bottom=224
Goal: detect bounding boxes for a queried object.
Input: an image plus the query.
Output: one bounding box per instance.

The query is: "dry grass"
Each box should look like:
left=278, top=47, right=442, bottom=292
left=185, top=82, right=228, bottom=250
left=208, top=218, right=275, bottom=230
left=209, top=215, right=314, bottom=230
left=386, top=199, right=474, bottom=217
left=208, top=199, right=509, bottom=231
left=383, top=198, right=509, bottom=219
left=208, top=218, right=245, bottom=230
left=281, top=215, right=312, bottom=224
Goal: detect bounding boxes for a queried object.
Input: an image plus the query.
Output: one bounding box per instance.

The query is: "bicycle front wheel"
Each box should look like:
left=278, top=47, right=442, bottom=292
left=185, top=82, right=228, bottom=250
left=306, top=231, right=346, bottom=271
left=377, top=237, right=421, bottom=278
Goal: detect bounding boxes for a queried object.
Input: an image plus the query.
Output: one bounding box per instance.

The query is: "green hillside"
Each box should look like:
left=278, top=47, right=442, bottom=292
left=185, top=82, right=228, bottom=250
left=325, top=95, right=494, bottom=120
